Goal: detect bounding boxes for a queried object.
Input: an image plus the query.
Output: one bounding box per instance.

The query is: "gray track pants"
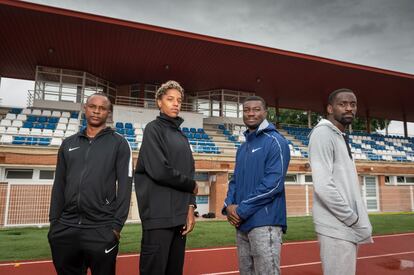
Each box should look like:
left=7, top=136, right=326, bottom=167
left=318, top=234, right=358, bottom=275
left=236, top=226, right=283, bottom=275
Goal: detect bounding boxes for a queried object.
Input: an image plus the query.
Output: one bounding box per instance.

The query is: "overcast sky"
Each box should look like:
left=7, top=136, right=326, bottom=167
left=1, top=0, right=413, bottom=133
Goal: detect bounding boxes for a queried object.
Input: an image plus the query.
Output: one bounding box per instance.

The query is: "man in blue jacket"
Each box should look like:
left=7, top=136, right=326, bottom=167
left=223, top=96, right=291, bottom=275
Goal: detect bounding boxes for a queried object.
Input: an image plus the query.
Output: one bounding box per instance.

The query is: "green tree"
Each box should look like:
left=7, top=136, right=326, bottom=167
left=267, top=108, right=322, bottom=127
left=268, top=108, right=388, bottom=131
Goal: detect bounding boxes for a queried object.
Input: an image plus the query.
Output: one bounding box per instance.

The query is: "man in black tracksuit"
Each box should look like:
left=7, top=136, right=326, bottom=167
left=48, top=94, right=133, bottom=275
left=135, top=81, right=197, bottom=275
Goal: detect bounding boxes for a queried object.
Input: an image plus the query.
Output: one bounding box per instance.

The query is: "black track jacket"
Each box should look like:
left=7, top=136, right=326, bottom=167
left=135, top=113, right=196, bottom=230
left=49, top=127, right=133, bottom=232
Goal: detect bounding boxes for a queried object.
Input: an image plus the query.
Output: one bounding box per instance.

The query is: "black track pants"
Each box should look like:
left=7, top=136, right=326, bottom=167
left=139, top=225, right=187, bottom=275
left=48, top=222, right=119, bottom=275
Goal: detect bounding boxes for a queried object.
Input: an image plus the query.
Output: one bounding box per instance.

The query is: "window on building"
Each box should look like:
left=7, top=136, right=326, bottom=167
left=130, top=84, right=140, bottom=98
left=194, top=172, right=209, bottom=182
left=6, top=169, right=34, bottom=179
left=39, top=170, right=55, bottom=180
left=385, top=175, right=414, bottom=185
left=397, top=176, right=405, bottom=183
left=285, top=174, right=298, bottom=184
left=196, top=196, right=209, bottom=205
left=305, top=175, right=313, bottom=183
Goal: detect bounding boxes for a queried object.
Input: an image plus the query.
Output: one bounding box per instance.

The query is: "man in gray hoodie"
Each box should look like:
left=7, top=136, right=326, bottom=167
left=308, top=88, right=372, bottom=275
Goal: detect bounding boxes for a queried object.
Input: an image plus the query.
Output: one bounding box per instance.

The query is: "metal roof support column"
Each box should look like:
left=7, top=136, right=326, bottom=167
left=307, top=110, right=312, bottom=128
left=219, top=90, right=224, bottom=117
left=403, top=113, right=408, bottom=138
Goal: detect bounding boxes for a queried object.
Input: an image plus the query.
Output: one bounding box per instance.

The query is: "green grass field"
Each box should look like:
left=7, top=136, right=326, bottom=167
left=1, top=213, right=413, bottom=262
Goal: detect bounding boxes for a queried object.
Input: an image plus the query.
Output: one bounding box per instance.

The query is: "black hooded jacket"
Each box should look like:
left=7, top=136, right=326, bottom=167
left=135, top=113, right=196, bottom=230
left=49, top=127, right=133, bottom=232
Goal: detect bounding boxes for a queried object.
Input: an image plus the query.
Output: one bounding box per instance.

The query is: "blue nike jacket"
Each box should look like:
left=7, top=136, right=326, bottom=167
left=223, top=120, right=291, bottom=233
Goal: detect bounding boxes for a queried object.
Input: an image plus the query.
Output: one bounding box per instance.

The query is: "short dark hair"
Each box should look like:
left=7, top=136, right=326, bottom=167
left=328, top=88, right=355, bottom=105
left=243, top=95, right=267, bottom=109
left=86, top=93, right=113, bottom=112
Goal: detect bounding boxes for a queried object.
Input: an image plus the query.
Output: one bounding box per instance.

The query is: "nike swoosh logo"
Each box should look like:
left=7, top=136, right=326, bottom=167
left=105, top=244, right=118, bottom=254
left=68, top=147, right=80, bottom=152
left=252, top=147, right=262, bottom=153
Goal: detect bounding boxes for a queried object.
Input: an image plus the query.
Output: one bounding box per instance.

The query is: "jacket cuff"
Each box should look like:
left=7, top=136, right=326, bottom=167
left=235, top=206, right=246, bottom=220
left=187, top=179, right=196, bottom=193
left=112, top=223, right=123, bottom=232
left=343, top=212, right=358, bottom=226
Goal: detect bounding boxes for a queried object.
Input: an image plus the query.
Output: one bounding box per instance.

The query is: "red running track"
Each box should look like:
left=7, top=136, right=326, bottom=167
left=1, top=233, right=413, bottom=275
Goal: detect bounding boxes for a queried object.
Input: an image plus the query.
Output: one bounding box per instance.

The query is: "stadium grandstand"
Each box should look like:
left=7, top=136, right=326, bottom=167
left=0, top=0, right=413, bottom=228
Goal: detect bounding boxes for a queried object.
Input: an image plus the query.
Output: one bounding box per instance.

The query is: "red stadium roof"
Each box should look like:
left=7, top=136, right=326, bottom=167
left=1, top=0, right=414, bottom=121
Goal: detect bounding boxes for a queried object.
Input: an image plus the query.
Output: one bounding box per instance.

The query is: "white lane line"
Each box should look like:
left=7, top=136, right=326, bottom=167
left=200, top=251, right=414, bottom=275
left=1, top=232, right=413, bottom=267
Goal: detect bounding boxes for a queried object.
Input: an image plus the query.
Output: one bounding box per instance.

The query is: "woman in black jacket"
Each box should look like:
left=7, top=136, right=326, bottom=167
left=135, top=80, right=198, bottom=275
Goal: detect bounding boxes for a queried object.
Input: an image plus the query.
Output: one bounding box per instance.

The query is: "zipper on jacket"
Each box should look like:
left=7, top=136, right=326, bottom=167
left=77, top=139, right=93, bottom=224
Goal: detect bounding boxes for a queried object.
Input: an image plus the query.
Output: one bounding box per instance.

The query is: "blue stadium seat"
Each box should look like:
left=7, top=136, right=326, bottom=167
left=125, top=123, right=133, bottom=129
left=45, top=123, right=57, bottom=130
left=125, top=129, right=135, bottom=136
left=116, top=128, right=125, bottom=135
left=26, top=137, right=39, bottom=146
left=39, top=137, right=51, bottom=146
left=126, top=136, right=136, bottom=142
left=33, top=123, right=44, bottom=129
left=49, top=117, right=59, bottom=124
left=115, top=122, right=124, bottom=129
left=182, top=127, right=189, bottom=133
left=13, top=136, right=26, bottom=145
left=23, top=122, right=33, bottom=128
left=129, top=142, right=138, bottom=150
left=10, top=108, right=22, bottom=114
left=203, top=146, right=212, bottom=153
left=190, top=128, right=197, bottom=133
left=197, top=128, right=205, bottom=133
left=27, top=116, right=37, bottom=122
left=71, top=112, right=79, bottom=119
left=38, top=116, right=48, bottom=123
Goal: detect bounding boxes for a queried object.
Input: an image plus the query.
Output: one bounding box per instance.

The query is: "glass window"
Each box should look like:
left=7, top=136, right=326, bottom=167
left=285, top=174, right=297, bottom=183
left=130, top=84, right=140, bottom=98
left=406, top=177, right=414, bottom=183
left=6, top=169, right=33, bottom=179
left=196, top=196, right=209, bottom=205
left=384, top=176, right=390, bottom=183
left=39, top=170, right=55, bottom=180
left=397, top=176, right=405, bottom=183
left=305, top=175, right=313, bottom=183
left=194, top=172, right=209, bottom=181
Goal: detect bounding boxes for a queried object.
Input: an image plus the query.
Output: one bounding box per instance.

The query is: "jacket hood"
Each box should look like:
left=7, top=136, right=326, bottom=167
left=244, top=119, right=276, bottom=137
left=309, top=119, right=344, bottom=138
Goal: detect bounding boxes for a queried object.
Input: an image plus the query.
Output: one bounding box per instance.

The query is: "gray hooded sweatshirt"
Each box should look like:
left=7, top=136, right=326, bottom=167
left=308, top=119, right=372, bottom=244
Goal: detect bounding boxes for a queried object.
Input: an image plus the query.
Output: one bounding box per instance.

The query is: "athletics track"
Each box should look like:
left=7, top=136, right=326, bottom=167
left=1, top=232, right=413, bottom=274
